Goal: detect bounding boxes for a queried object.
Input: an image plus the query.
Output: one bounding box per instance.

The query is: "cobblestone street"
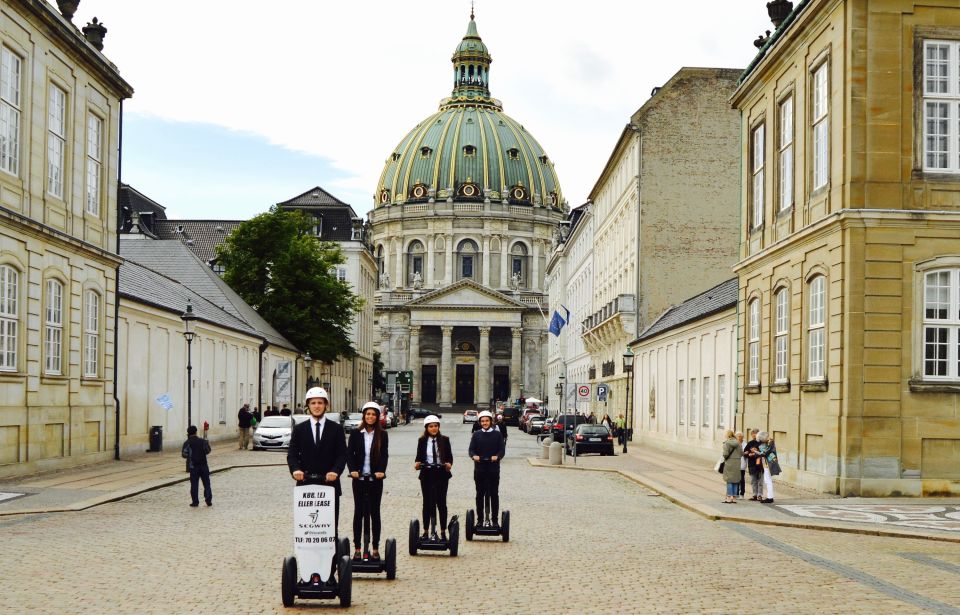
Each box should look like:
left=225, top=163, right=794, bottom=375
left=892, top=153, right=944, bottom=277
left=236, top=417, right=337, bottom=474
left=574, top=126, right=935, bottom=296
left=2, top=421, right=959, bottom=614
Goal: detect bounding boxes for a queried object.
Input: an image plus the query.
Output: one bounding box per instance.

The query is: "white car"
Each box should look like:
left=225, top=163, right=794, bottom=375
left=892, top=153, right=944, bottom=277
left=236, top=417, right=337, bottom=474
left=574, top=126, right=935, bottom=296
left=343, top=412, right=363, bottom=433
left=252, top=415, right=297, bottom=450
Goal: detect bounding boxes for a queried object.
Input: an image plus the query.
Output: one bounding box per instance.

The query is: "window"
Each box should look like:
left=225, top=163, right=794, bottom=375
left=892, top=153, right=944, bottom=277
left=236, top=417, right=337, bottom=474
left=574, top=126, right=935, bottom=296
left=0, top=265, right=17, bottom=370
left=717, top=375, right=726, bottom=429
left=47, top=85, right=66, bottom=198
left=86, top=114, right=102, bottom=216
left=219, top=381, right=227, bottom=423
left=457, top=239, right=478, bottom=280
left=407, top=240, right=424, bottom=286
left=511, top=243, right=527, bottom=287
left=689, top=378, right=698, bottom=426
left=812, top=63, right=829, bottom=190
left=0, top=47, right=21, bottom=176
left=336, top=267, right=347, bottom=283
left=922, top=41, right=960, bottom=172
left=678, top=379, right=685, bottom=425
left=808, top=275, right=826, bottom=381
left=751, top=123, right=765, bottom=229
left=774, top=288, right=789, bottom=383
left=702, top=376, right=711, bottom=427
left=779, top=96, right=794, bottom=212
left=44, top=280, right=63, bottom=375
left=748, top=299, right=760, bottom=385
left=922, top=269, right=960, bottom=379
left=83, top=290, right=99, bottom=377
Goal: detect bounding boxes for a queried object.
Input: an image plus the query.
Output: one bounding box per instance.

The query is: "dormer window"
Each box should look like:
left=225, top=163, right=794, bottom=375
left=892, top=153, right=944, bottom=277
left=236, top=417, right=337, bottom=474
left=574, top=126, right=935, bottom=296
left=463, top=145, right=477, bottom=157
left=457, top=181, right=481, bottom=199
left=410, top=183, right=428, bottom=200
left=420, top=146, right=433, bottom=158
left=510, top=184, right=528, bottom=201
left=539, top=155, right=549, bottom=164
left=391, top=152, right=400, bottom=162
left=379, top=189, right=390, bottom=204
left=507, top=148, right=519, bottom=160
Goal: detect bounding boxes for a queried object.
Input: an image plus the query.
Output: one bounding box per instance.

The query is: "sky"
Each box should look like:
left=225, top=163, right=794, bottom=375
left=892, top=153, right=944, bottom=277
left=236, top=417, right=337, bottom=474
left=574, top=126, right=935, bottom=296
left=71, top=0, right=775, bottom=220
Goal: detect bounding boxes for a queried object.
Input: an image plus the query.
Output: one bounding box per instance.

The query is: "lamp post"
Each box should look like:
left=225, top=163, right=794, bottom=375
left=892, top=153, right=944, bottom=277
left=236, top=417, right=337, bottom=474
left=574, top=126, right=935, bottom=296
left=556, top=373, right=565, bottom=414
left=304, top=352, right=313, bottom=390
left=622, top=347, right=635, bottom=453
left=180, top=300, right=197, bottom=429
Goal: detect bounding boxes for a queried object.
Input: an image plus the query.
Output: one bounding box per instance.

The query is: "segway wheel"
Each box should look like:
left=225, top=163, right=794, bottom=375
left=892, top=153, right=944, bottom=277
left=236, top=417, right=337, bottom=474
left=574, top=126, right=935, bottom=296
left=281, top=556, right=297, bottom=607
left=385, top=538, right=397, bottom=580
left=465, top=509, right=475, bottom=541
left=501, top=510, right=510, bottom=543
left=408, top=519, right=419, bottom=556
left=338, top=537, right=350, bottom=561
left=448, top=519, right=459, bottom=557
left=338, top=555, right=352, bottom=607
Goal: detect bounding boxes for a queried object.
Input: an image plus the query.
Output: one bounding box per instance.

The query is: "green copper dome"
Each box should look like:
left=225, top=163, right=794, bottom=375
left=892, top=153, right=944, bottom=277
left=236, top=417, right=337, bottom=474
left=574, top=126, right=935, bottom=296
left=375, top=12, right=564, bottom=210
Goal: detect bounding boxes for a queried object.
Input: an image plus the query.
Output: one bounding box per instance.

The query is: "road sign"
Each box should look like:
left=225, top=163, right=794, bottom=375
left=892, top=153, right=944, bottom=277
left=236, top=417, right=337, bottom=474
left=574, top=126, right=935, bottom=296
left=577, top=384, right=591, bottom=401
left=596, top=384, right=608, bottom=402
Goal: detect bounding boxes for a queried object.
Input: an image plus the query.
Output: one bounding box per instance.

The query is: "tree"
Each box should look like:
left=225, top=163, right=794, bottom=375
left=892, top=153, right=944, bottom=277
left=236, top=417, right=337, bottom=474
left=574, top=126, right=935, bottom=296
left=216, top=207, right=363, bottom=363
left=371, top=351, right=386, bottom=398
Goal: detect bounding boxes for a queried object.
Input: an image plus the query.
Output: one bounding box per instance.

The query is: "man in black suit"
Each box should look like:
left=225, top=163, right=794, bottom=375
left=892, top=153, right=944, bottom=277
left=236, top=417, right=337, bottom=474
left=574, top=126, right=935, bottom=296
left=287, top=387, right=347, bottom=531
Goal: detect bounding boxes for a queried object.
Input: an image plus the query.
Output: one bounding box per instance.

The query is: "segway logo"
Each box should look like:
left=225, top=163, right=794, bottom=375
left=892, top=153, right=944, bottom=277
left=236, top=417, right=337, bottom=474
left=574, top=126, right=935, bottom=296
left=309, top=511, right=319, bottom=524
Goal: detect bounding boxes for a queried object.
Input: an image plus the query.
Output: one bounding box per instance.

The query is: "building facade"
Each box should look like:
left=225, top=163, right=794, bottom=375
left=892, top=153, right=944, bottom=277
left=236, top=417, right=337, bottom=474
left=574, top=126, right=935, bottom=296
left=0, top=2, right=132, bottom=477
left=734, top=0, right=960, bottom=496
left=370, top=12, right=565, bottom=408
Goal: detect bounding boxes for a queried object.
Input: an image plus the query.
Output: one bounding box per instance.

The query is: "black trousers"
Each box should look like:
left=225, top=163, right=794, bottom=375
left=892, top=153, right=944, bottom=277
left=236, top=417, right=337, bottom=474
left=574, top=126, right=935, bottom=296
left=189, top=465, right=212, bottom=504
left=419, top=469, right=449, bottom=532
left=351, top=479, right=384, bottom=550
left=739, top=470, right=746, bottom=496
left=474, top=464, right=500, bottom=522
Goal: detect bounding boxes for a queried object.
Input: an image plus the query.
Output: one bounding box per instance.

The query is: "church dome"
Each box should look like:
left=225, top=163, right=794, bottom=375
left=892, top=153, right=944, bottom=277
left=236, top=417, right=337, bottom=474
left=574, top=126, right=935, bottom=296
left=375, top=12, right=564, bottom=210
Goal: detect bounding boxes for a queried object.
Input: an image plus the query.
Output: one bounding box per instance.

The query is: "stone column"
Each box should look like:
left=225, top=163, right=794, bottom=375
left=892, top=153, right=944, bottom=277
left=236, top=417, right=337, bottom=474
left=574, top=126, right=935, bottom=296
left=481, top=236, right=491, bottom=287
left=426, top=236, right=435, bottom=288
left=510, top=327, right=522, bottom=400
left=445, top=235, right=454, bottom=286
left=439, top=326, right=453, bottom=407
left=395, top=241, right=404, bottom=289
left=500, top=239, right=509, bottom=289
left=478, top=326, right=491, bottom=408
left=409, top=325, right=421, bottom=402
left=531, top=240, right=540, bottom=291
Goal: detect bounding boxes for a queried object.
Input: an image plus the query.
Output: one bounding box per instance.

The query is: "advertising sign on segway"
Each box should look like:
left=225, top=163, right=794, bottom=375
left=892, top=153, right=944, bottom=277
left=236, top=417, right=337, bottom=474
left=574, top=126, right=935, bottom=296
left=293, top=484, right=337, bottom=582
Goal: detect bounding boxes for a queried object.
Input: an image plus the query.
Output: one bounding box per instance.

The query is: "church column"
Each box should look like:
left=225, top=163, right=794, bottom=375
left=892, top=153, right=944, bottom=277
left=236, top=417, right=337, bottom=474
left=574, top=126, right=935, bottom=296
left=510, top=327, right=522, bottom=400
left=439, top=326, right=453, bottom=407
left=409, top=326, right=421, bottom=403
left=395, top=241, right=404, bottom=289
left=481, top=236, right=491, bottom=287
left=446, top=235, right=455, bottom=286
left=531, top=240, right=540, bottom=291
left=478, top=326, right=491, bottom=408
left=500, top=239, right=509, bottom=289
left=426, top=236, right=435, bottom=288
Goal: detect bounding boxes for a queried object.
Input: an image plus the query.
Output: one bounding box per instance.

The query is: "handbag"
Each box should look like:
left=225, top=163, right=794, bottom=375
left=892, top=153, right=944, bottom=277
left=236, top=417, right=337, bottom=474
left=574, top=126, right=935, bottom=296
left=770, top=459, right=782, bottom=476
left=714, top=457, right=725, bottom=474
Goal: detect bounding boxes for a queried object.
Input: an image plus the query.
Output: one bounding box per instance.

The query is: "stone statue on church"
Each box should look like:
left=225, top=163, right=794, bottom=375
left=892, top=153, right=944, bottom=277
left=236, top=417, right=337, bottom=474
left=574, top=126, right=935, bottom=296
left=510, top=271, right=522, bottom=290
left=379, top=271, right=391, bottom=289
left=412, top=271, right=423, bottom=289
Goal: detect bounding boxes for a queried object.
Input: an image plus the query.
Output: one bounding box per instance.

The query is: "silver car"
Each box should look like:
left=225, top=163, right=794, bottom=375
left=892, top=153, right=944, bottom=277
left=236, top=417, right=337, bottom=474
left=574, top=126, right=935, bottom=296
left=343, top=412, right=363, bottom=433
left=252, top=415, right=305, bottom=450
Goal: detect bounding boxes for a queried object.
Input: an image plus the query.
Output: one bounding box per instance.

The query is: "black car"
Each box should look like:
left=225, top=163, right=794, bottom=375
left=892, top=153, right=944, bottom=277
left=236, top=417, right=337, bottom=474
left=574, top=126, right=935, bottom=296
left=566, top=424, right=615, bottom=456
left=501, top=405, right=521, bottom=426
left=411, top=407, right=432, bottom=419
left=549, top=414, right=587, bottom=442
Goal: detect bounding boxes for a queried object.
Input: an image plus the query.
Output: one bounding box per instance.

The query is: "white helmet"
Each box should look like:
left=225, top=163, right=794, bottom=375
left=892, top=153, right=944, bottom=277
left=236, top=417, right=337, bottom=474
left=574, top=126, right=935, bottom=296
left=305, top=387, right=329, bottom=403
left=478, top=410, right=494, bottom=420
left=423, top=415, right=441, bottom=426
left=361, top=401, right=381, bottom=412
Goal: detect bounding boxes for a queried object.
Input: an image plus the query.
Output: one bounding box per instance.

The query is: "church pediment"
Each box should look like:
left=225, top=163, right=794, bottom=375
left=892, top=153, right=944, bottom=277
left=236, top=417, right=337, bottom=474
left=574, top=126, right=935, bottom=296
left=406, top=279, right=526, bottom=310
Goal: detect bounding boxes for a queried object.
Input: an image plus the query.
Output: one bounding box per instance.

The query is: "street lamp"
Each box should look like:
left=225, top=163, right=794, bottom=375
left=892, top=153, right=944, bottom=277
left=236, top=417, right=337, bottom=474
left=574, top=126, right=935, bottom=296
left=304, top=352, right=313, bottom=389
left=180, top=300, right=197, bottom=429
left=556, top=373, right=565, bottom=412
left=622, top=347, right=635, bottom=453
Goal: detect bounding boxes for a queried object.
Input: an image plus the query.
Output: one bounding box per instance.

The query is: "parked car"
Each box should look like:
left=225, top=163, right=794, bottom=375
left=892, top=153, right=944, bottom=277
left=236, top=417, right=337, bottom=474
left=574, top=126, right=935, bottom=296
left=501, top=405, right=521, bottom=426
left=342, top=412, right=363, bottom=433
left=252, top=415, right=296, bottom=450
left=527, top=415, right=547, bottom=435
left=519, top=409, right=541, bottom=433
left=463, top=409, right=478, bottom=424
left=379, top=408, right=390, bottom=429
left=549, top=414, right=587, bottom=443
left=566, top=424, right=615, bottom=456
left=411, top=407, right=432, bottom=419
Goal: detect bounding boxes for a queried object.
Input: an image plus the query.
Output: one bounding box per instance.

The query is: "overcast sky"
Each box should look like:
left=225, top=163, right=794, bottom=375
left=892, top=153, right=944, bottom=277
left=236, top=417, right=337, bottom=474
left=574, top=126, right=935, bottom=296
left=72, top=0, right=774, bottom=219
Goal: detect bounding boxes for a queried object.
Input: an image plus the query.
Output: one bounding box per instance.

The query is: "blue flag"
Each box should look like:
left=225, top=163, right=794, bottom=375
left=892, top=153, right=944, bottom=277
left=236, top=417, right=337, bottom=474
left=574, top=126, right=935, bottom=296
left=549, top=306, right=568, bottom=336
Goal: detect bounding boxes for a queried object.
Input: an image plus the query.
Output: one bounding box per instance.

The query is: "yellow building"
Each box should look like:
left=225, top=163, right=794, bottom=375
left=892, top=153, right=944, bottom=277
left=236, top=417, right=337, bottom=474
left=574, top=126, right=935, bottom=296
left=734, top=0, right=960, bottom=496
left=0, top=2, right=132, bottom=477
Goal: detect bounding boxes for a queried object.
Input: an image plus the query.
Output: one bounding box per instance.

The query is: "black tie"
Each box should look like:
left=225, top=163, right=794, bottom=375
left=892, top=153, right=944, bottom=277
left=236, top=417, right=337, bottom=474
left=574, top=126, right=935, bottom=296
left=432, top=438, right=439, bottom=465
left=315, top=420, right=321, bottom=445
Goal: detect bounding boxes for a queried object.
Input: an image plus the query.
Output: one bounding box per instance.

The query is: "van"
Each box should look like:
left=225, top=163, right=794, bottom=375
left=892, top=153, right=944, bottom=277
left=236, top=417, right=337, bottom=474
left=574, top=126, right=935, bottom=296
left=501, top=405, right=521, bottom=426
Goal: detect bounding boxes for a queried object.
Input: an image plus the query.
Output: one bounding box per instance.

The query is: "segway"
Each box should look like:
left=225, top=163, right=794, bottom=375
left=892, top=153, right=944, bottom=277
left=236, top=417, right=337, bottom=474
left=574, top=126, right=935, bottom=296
left=408, top=463, right=459, bottom=556
left=465, top=458, right=510, bottom=542
left=281, top=475, right=352, bottom=607
left=349, top=473, right=397, bottom=579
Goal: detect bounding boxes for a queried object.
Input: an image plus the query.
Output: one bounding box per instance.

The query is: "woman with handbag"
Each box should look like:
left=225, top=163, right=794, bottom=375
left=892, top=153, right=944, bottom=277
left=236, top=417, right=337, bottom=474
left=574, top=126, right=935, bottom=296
left=347, top=401, right=389, bottom=561
left=757, top=431, right=779, bottom=504
left=720, top=430, right=743, bottom=503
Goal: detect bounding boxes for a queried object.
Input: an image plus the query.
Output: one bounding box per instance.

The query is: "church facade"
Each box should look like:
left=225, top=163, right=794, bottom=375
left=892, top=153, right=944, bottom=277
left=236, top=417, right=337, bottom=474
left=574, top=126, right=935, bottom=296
left=369, top=12, right=565, bottom=408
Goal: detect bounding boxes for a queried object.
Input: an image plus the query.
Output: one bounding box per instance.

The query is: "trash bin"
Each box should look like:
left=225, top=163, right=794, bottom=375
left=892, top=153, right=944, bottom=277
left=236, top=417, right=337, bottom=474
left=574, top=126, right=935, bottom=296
left=149, top=425, right=163, bottom=452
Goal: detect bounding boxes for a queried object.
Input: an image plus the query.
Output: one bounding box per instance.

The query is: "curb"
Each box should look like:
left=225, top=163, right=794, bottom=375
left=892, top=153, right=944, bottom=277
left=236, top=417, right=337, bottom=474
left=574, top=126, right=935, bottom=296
left=526, top=457, right=960, bottom=544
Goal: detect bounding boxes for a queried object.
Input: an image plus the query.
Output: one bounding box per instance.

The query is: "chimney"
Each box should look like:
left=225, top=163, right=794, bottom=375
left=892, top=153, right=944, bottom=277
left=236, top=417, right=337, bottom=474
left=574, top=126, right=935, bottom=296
left=56, top=0, right=79, bottom=22
left=82, top=17, right=107, bottom=51
left=766, top=0, right=793, bottom=29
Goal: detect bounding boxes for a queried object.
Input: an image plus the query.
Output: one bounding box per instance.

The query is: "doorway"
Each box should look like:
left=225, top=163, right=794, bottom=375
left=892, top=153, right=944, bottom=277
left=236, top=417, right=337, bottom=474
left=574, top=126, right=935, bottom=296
left=493, top=366, right=510, bottom=403
left=421, top=365, right=437, bottom=404
left=455, top=364, right=475, bottom=405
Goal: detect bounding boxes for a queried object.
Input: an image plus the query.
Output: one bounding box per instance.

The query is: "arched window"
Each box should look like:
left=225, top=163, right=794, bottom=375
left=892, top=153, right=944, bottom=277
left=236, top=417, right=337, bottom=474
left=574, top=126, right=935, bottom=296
left=457, top=239, right=478, bottom=280
left=0, top=265, right=18, bottom=370
left=510, top=243, right=528, bottom=287
left=748, top=298, right=760, bottom=385
left=406, top=240, right=424, bottom=286
left=376, top=245, right=385, bottom=279
left=84, top=290, right=100, bottom=377
left=44, top=279, right=63, bottom=375
left=774, top=288, right=789, bottom=383
left=807, top=276, right=826, bottom=381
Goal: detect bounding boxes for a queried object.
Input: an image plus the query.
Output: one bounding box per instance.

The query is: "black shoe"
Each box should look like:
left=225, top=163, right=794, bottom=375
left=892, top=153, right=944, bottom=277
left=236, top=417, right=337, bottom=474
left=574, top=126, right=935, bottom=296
left=440, top=532, right=447, bottom=542
left=353, top=549, right=362, bottom=560
left=369, top=551, right=380, bottom=561
left=421, top=532, right=429, bottom=540
left=206, top=501, right=212, bottom=506
left=189, top=502, right=199, bottom=507
left=762, top=498, right=774, bottom=504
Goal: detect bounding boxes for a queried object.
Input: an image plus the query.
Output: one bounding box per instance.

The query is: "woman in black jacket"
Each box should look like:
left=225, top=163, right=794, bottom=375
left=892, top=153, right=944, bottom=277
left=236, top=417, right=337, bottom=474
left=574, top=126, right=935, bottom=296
left=468, top=411, right=506, bottom=527
left=347, top=402, right=389, bottom=560
left=414, top=415, right=453, bottom=541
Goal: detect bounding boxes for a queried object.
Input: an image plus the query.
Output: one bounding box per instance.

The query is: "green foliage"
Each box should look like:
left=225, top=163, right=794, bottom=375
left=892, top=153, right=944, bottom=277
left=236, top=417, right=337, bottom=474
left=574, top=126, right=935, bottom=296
left=371, top=351, right=386, bottom=396
left=216, top=206, right=363, bottom=363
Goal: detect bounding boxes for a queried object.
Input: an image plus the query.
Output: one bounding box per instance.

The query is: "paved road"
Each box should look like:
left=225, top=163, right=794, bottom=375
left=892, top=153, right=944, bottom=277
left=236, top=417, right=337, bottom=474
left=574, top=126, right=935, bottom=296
left=2, top=419, right=959, bottom=614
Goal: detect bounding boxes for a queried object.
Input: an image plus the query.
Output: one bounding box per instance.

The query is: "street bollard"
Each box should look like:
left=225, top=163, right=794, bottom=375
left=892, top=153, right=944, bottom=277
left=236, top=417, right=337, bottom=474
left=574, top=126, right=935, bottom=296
left=540, top=437, right=551, bottom=459
left=548, top=442, right=563, bottom=465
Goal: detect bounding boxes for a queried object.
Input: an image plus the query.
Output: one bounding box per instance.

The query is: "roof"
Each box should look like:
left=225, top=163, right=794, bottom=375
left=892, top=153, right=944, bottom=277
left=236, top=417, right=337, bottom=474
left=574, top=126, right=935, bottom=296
left=635, top=278, right=738, bottom=342
left=277, top=187, right=360, bottom=242
left=119, top=183, right=167, bottom=236
left=277, top=186, right=352, bottom=209
left=119, top=237, right=298, bottom=351
left=737, top=0, right=811, bottom=87
left=151, top=220, right=243, bottom=264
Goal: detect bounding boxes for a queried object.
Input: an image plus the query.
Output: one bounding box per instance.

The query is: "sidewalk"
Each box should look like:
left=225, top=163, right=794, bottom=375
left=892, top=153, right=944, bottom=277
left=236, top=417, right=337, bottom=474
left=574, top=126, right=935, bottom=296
left=0, top=438, right=287, bottom=516
left=528, top=442, right=960, bottom=543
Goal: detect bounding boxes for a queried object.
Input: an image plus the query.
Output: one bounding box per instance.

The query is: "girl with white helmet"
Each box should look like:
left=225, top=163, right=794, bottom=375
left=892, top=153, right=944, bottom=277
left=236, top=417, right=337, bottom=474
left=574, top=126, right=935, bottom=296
left=347, top=401, right=389, bottom=561
left=414, top=415, right=453, bottom=541
left=468, top=410, right=506, bottom=527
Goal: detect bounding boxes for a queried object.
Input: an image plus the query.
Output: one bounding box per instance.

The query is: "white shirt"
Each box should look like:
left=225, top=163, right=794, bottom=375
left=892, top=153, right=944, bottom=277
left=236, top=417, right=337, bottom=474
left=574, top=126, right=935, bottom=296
left=739, top=440, right=747, bottom=470
left=482, top=427, right=494, bottom=433
left=362, top=429, right=374, bottom=475
left=310, top=416, right=326, bottom=444
left=425, top=437, right=438, bottom=464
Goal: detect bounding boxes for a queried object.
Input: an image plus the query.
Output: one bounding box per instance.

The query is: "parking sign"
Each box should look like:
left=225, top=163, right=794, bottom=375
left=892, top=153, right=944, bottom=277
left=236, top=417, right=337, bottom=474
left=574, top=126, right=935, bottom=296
left=577, top=384, right=591, bottom=401
left=596, top=384, right=608, bottom=402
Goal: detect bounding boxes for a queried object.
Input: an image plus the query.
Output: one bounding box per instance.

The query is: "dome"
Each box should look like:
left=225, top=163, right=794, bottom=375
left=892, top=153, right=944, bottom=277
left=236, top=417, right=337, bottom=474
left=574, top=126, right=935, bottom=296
left=375, top=12, right=564, bottom=210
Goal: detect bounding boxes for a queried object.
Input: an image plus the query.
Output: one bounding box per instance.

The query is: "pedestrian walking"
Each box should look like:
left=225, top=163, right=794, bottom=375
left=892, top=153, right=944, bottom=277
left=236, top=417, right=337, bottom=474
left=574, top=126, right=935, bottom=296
left=601, top=414, right=613, bottom=431
left=237, top=403, right=254, bottom=450
left=614, top=414, right=626, bottom=445
left=744, top=429, right=763, bottom=500
left=469, top=410, right=505, bottom=527
left=287, top=387, right=347, bottom=531
left=280, top=404, right=291, bottom=416
left=758, top=431, right=780, bottom=504
left=736, top=431, right=746, bottom=499
left=182, top=425, right=212, bottom=507
left=495, top=413, right=508, bottom=446
left=720, top=430, right=742, bottom=504
left=415, top=415, right=453, bottom=541
left=347, top=401, right=389, bottom=561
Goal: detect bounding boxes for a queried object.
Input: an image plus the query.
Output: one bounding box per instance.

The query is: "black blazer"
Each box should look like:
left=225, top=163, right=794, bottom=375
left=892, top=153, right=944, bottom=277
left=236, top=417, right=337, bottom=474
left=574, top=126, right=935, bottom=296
left=415, top=435, right=453, bottom=479
left=346, top=429, right=389, bottom=475
left=286, top=417, right=348, bottom=495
